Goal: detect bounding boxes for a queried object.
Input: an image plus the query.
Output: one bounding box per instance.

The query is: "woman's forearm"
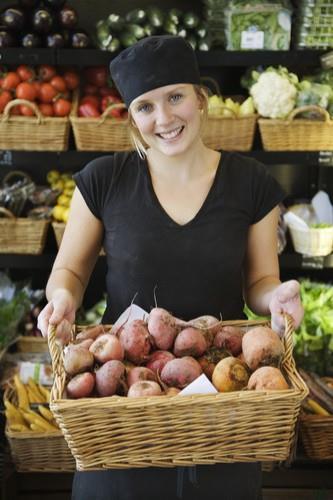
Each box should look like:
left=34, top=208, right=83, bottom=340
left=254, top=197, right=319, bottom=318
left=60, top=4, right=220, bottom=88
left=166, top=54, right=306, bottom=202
left=45, top=267, right=87, bottom=309
left=244, top=276, right=281, bottom=316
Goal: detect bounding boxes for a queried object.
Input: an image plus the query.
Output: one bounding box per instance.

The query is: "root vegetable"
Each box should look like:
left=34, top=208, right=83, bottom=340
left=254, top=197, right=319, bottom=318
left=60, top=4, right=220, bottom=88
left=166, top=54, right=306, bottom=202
left=248, top=366, right=289, bottom=391
left=189, top=315, right=221, bottom=345
left=67, top=372, right=95, bottom=399
left=173, top=327, right=207, bottom=358
left=95, top=360, right=126, bottom=397
left=161, top=356, right=202, bottom=389
left=119, top=319, right=152, bottom=364
left=214, top=326, right=243, bottom=356
left=89, top=333, right=124, bottom=364
left=76, top=338, right=94, bottom=350
left=145, top=350, right=175, bottom=374
left=165, top=387, right=181, bottom=396
left=127, top=367, right=156, bottom=387
left=127, top=380, right=162, bottom=397
left=63, top=344, right=94, bottom=376
left=147, top=307, right=179, bottom=350
left=242, top=326, right=284, bottom=371
left=198, top=347, right=229, bottom=379
left=76, top=324, right=106, bottom=341
left=212, top=356, right=249, bottom=392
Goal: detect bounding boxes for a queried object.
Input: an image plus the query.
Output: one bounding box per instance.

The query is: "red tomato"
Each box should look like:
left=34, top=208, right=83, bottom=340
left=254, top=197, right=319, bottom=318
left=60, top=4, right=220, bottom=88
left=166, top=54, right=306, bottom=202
left=39, top=103, right=54, bottom=117
left=84, top=66, right=108, bottom=87
left=39, top=83, right=58, bottom=103
left=38, top=65, right=57, bottom=82
left=2, top=72, right=21, bottom=90
left=53, top=98, right=72, bottom=117
left=63, top=70, right=80, bottom=90
left=32, top=80, right=42, bottom=97
left=16, top=81, right=38, bottom=101
left=0, top=90, right=12, bottom=113
left=16, top=65, right=35, bottom=81
left=50, top=75, right=67, bottom=93
left=10, top=105, right=21, bottom=116
left=20, top=104, right=35, bottom=116
left=78, top=102, right=100, bottom=117
left=80, top=95, right=100, bottom=109
left=101, top=95, right=122, bottom=112
left=99, top=86, right=120, bottom=98
left=83, top=83, right=98, bottom=95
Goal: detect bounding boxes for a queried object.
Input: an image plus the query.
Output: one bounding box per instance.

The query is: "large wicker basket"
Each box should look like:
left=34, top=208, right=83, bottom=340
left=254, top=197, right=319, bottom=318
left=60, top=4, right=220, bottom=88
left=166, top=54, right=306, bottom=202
left=258, top=105, right=333, bottom=151
left=70, top=92, right=133, bottom=151
left=0, top=207, right=49, bottom=254
left=48, top=316, right=308, bottom=471
left=0, top=99, right=71, bottom=151
left=300, top=414, right=333, bottom=460
left=202, top=111, right=257, bottom=151
left=4, top=386, right=75, bottom=472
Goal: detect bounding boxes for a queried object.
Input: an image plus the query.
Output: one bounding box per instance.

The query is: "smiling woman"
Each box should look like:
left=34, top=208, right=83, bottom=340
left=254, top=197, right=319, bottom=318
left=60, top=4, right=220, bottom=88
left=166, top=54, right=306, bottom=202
left=38, top=34, right=304, bottom=500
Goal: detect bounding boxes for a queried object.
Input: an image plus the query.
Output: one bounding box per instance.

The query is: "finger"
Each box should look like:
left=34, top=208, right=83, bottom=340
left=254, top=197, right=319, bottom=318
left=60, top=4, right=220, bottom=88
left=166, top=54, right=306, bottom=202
left=271, top=313, right=285, bottom=338
left=56, top=319, right=73, bottom=344
left=276, top=280, right=300, bottom=303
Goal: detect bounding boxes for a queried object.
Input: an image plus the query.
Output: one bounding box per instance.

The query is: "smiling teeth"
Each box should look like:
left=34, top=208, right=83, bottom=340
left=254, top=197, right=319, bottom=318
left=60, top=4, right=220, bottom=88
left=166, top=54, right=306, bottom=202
left=159, top=127, right=182, bottom=139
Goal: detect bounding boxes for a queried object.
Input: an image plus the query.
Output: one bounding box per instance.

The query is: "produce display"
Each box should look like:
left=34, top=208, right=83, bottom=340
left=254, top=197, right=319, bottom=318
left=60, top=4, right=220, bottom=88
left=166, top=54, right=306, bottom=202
left=46, top=169, right=75, bottom=223
left=0, top=0, right=92, bottom=49
left=294, top=0, right=333, bottom=49
left=300, top=369, right=333, bottom=416
left=208, top=94, right=255, bottom=117
left=62, top=307, right=290, bottom=399
left=95, top=6, right=211, bottom=52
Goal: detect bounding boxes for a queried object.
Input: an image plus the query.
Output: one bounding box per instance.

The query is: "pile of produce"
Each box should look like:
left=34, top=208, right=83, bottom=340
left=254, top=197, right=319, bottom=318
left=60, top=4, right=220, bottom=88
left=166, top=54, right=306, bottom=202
left=208, top=94, right=255, bottom=117
left=5, top=374, right=58, bottom=433
left=300, top=369, right=333, bottom=416
left=293, top=0, right=333, bottom=49
left=0, top=1, right=91, bottom=49
left=0, top=64, right=80, bottom=117
left=95, top=6, right=211, bottom=52
left=46, top=169, right=75, bottom=223
left=62, top=307, right=290, bottom=399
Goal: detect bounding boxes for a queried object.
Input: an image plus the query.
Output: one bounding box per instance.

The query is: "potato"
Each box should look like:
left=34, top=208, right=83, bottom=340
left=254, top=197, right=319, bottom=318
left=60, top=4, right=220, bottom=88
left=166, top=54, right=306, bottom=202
left=147, top=307, right=178, bottom=350
left=161, top=356, right=202, bottom=389
left=146, top=350, right=175, bottom=374
left=89, top=333, right=124, bottom=364
left=213, top=326, right=243, bottom=356
left=173, top=327, right=207, bottom=358
left=127, top=366, right=156, bottom=387
left=127, top=381, right=162, bottom=397
left=95, top=360, right=126, bottom=397
left=119, top=319, right=152, bottom=364
left=248, top=366, right=289, bottom=391
left=63, top=344, right=94, bottom=376
left=212, top=356, right=249, bottom=392
left=242, top=326, right=284, bottom=371
left=67, top=372, right=95, bottom=399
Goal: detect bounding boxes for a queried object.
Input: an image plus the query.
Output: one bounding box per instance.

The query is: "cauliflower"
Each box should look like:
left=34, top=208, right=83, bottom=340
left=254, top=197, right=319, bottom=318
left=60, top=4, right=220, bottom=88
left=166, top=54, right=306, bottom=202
left=250, top=71, right=297, bottom=119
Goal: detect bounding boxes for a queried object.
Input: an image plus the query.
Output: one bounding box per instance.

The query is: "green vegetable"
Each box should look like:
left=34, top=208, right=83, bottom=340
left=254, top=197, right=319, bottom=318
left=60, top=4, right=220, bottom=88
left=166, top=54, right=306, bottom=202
left=310, top=223, right=333, bottom=229
left=183, top=12, right=200, bottom=30
left=125, top=24, right=145, bottom=40
left=166, top=8, right=182, bottom=25
left=107, top=13, right=125, bottom=32
left=146, top=6, right=164, bottom=28
left=125, top=9, right=147, bottom=25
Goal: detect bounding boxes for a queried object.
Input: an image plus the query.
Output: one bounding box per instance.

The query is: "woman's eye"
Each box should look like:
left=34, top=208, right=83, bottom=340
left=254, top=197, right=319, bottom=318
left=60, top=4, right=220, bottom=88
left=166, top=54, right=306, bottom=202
left=170, top=93, right=183, bottom=103
left=137, top=103, right=152, bottom=113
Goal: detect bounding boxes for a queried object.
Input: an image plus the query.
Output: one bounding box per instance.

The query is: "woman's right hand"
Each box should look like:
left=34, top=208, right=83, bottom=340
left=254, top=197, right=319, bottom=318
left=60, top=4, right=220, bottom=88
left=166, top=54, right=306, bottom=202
left=37, top=288, right=76, bottom=343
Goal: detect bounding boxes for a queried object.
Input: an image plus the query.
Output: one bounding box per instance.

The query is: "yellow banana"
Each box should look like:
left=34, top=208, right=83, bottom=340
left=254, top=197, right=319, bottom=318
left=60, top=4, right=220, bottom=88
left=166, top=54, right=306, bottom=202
left=307, top=398, right=330, bottom=416
left=13, top=375, right=29, bottom=409
left=38, top=405, right=56, bottom=424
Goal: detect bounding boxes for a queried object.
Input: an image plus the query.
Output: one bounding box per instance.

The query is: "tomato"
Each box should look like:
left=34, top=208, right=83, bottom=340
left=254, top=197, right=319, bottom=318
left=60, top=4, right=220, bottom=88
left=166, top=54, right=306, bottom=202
left=38, top=65, right=57, bottom=82
left=39, top=83, right=58, bottom=103
left=20, top=104, right=35, bottom=117
left=0, top=90, right=12, bottom=113
left=53, top=98, right=72, bottom=117
left=83, top=83, right=98, bottom=95
left=78, top=102, right=100, bottom=117
left=39, top=103, right=54, bottom=117
left=80, top=95, right=100, bottom=109
left=84, top=66, right=108, bottom=88
left=101, top=95, right=122, bottom=112
left=16, top=81, right=37, bottom=101
left=10, top=105, right=21, bottom=116
left=50, top=75, right=67, bottom=93
left=63, top=70, right=80, bottom=90
left=2, top=72, right=21, bottom=90
left=17, top=65, right=35, bottom=82
left=99, top=86, right=120, bottom=98
left=32, top=80, right=42, bottom=98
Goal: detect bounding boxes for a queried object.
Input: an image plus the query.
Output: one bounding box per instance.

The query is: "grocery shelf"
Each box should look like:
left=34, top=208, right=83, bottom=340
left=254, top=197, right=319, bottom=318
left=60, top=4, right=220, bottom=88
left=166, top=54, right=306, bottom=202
left=0, top=48, right=56, bottom=65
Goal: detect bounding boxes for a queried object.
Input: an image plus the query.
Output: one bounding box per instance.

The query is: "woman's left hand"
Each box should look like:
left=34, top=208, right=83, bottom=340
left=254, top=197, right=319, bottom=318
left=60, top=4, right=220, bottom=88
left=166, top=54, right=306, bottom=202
left=269, top=279, right=304, bottom=336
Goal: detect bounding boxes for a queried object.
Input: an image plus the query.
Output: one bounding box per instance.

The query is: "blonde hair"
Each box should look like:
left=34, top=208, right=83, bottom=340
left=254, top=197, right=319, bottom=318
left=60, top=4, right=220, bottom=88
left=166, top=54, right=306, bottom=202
left=127, top=84, right=209, bottom=159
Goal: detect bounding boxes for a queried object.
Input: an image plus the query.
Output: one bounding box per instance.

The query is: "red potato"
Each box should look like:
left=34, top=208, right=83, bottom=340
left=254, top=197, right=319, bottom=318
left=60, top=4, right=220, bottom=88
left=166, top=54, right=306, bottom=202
left=127, top=366, right=156, bottom=387
left=95, top=360, right=126, bottom=397
left=119, top=319, right=152, bottom=364
left=248, top=366, right=289, bottom=391
left=242, top=326, right=284, bottom=371
left=161, top=356, right=202, bottom=389
left=63, top=344, right=94, bottom=376
left=76, top=324, right=107, bottom=342
left=67, top=372, right=95, bottom=399
left=173, top=327, right=207, bottom=358
left=214, top=326, right=243, bottom=356
left=89, top=333, right=124, bottom=364
left=127, top=380, right=162, bottom=397
left=146, top=350, right=175, bottom=374
left=212, top=356, right=249, bottom=392
left=147, top=307, right=179, bottom=350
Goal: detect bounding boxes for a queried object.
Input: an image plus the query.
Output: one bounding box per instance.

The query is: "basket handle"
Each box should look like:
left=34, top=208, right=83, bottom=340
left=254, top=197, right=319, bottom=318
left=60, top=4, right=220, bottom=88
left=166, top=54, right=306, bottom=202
left=48, top=325, right=67, bottom=401
left=287, top=105, right=330, bottom=122
left=0, top=207, right=16, bottom=219
left=2, top=169, right=32, bottom=186
left=2, top=99, right=44, bottom=123
left=98, top=103, right=127, bottom=124
left=200, top=76, right=221, bottom=96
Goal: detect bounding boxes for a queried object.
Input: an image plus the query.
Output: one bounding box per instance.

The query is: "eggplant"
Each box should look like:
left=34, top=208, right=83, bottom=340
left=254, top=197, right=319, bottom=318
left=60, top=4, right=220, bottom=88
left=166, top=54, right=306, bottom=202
left=0, top=30, right=17, bottom=47
left=46, top=32, right=66, bottom=48
left=32, top=8, right=53, bottom=34
left=71, top=31, right=90, bottom=49
left=44, top=0, right=66, bottom=9
left=2, top=8, right=26, bottom=31
left=21, top=32, right=42, bottom=48
left=58, top=6, right=78, bottom=29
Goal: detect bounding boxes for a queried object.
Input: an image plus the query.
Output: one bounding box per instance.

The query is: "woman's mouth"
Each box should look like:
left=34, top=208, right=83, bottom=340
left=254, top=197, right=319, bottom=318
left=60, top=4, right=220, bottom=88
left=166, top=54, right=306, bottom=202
left=156, top=126, right=184, bottom=140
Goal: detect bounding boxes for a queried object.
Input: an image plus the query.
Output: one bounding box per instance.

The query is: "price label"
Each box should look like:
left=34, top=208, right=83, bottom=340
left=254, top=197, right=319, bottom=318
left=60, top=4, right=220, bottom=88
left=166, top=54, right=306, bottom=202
left=319, top=151, right=333, bottom=166
left=241, top=30, right=264, bottom=49
left=0, top=151, right=13, bottom=166
left=301, top=255, right=324, bottom=269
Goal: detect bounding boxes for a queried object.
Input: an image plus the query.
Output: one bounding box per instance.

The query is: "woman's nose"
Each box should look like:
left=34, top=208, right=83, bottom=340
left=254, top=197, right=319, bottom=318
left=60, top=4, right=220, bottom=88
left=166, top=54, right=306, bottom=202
left=155, top=104, right=173, bottom=125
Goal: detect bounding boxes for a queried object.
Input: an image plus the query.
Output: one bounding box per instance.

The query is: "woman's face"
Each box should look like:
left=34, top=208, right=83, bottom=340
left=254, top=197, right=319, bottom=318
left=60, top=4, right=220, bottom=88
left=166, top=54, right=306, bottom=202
left=130, top=83, right=202, bottom=156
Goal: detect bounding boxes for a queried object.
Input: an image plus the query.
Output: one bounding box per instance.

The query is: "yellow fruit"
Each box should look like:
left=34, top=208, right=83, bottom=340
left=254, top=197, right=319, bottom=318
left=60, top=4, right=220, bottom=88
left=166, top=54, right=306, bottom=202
left=51, top=179, right=65, bottom=192
left=64, top=179, right=75, bottom=190
left=47, top=170, right=60, bottom=184
left=57, top=194, right=71, bottom=207
left=52, top=205, right=65, bottom=222
left=62, top=207, right=70, bottom=223
left=63, top=188, right=74, bottom=197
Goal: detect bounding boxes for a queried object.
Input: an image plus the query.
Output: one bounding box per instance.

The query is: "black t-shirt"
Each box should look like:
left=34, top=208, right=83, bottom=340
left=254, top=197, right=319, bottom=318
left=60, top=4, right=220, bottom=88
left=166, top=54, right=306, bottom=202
left=74, top=151, right=285, bottom=323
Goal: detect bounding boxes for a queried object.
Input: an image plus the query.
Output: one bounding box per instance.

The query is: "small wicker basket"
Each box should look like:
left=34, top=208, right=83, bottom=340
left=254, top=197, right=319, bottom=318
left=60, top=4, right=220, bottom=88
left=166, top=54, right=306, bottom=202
left=300, top=414, right=333, bottom=460
left=0, top=207, right=49, bottom=255
left=288, top=225, right=333, bottom=257
left=16, top=335, right=48, bottom=353
left=258, top=105, right=333, bottom=151
left=0, top=99, right=71, bottom=151
left=70, top=92, right=133, bottom=151
left=4, top=386, right=75, bottom=472
left=48, top=315, right=308, bottom=471
left=202, top=111, right=257, bottom=151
